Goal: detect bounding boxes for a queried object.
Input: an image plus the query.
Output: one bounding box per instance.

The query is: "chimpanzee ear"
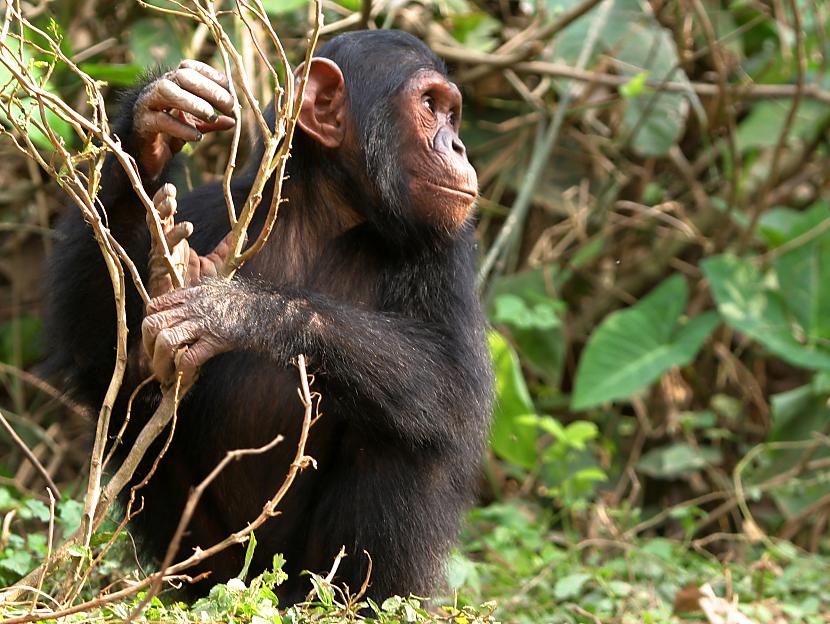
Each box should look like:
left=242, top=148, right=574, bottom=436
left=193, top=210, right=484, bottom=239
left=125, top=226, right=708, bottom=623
left=294, top=58, right=347, bottom=149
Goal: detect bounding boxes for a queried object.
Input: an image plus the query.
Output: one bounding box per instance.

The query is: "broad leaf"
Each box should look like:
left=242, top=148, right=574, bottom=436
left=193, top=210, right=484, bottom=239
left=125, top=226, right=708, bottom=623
left=488, top=330, right=538, bottom=470
left=489, top=270, right=567, bottom=386
left=260, top=0, right=310, bottom=15
left=756, top=380, right=830, bottom=518
left=637, top=443, right=722, bottom=479
left=736, top=100, right=830, bottom=153
left=617, top=23, right=693, bottom=156
left=571, top=275, right=718, bottom=410
left=128, top=19, right=183, bottom=68
left=703, top=253, right=830, bottom=370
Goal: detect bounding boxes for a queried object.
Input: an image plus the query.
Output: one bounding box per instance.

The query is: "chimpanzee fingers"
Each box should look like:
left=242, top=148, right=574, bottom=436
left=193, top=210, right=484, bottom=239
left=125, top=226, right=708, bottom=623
left=186, top=249, right=202, bottom=285
left=200, top=231, right=234, bottom=278
left=145, top=284, right=208, bottom=315
left=142, top=304, right=193, bottom=355
left=137, top=109, right=202, bottom=143
left=193, top=115, right=236, bottom=134
left=166, top=221, right=193, bottom=249
left=169, top=67, right=235, bottom=116
left=149, top=320, right=202, bottom=384
left=175, top=336, right=222, bottom=382
left=179, top=59, right=231, bottom=92
left=145, top=78, right=218, bottom=124
left=152, top=183, right=178, bottom=220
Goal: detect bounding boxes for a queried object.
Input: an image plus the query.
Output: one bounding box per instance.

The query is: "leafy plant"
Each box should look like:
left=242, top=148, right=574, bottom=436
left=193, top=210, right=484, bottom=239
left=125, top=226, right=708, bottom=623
left=572, top=275, right=718, bottom=410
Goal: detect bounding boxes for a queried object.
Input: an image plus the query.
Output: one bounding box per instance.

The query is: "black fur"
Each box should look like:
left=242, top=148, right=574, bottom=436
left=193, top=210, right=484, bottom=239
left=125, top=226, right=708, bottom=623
left=44, top=30, right=491, bottom=603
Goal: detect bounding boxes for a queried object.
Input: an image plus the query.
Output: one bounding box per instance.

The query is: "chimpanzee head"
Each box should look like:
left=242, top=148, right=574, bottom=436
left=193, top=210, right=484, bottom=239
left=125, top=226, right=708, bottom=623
left=293, top=30, right=478, bottom=241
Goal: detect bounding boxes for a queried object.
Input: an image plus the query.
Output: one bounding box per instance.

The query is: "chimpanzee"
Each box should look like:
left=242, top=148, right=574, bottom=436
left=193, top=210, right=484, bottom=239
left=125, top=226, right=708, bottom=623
left=45, top=30, right=491, bottom=603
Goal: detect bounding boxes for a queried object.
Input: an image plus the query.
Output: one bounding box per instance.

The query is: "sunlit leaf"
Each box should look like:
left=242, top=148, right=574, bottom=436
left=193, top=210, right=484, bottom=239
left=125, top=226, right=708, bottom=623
left=572, top=275, right=718, bottom=410
left=488, top=330, right=538, bottom=469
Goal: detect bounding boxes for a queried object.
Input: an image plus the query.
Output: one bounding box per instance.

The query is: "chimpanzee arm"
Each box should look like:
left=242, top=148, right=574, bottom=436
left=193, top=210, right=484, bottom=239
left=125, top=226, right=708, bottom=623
left=141, top=278, right=490, bottom=445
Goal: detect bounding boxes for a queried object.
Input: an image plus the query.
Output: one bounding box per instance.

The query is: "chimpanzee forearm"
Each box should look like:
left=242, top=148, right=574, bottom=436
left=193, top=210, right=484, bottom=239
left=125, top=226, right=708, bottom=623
left=142, top=278, right=485, bottom=445
left=261, top=292, right=470, bottom=444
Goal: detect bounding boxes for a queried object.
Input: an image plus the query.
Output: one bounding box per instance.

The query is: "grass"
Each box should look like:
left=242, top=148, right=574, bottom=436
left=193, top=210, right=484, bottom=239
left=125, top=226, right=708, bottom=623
left=2, top=489, right=830, bottom=623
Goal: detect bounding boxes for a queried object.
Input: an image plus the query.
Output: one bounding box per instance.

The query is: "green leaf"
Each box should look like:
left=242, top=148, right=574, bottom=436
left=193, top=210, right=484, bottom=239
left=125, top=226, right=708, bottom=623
left=703, top=253, right=830, bottom=370
left=773, top=233, right=830, bottom=344
left=571, top=275, right=718, bottom=410
left=764, top=381, right=830, bottom=517
left=736, top=100, right=830, bottom=153
left=449, top=14, right=500, bottom=52
left=637, top=443, right=722, bottom=478
left=617, top=23, right=694, bottom=156
left=620, top=70, right=649, bottom=98
left=79, top=63, right=143, bottom=87
left=238, top=532, right=257, bottom=581
left=128, top=19, right=183, bottom=68
left=58, top=499, right=83, bottom=534
left=488, top=330, right=538, bottom=469
left=0, top=315, right=42, bottom=366
left=553, top=572, right=591, bottom=600
left=260, top=0, right=309, bottom=15
left=492, top=294, right=561, bottom=330
left=488, top=270, right=567, bottom=386
left=0, top=550, right=33, bottom=576
left=22, top=499, right=50, bottom=522
left=562, top=421, right=599, bottom=449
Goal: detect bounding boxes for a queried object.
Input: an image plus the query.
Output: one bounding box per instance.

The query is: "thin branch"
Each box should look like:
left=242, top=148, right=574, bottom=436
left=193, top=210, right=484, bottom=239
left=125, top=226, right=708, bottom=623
left=0, top=408, right=60, bottom=499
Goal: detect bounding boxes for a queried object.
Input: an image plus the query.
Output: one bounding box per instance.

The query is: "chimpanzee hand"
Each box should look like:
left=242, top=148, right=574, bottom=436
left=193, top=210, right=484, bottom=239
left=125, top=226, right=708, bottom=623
left=142, top=279, right=257, bottom=386
left=147, top=183, right=233, bottom=298
left=134, top=60, right=235, bottom=178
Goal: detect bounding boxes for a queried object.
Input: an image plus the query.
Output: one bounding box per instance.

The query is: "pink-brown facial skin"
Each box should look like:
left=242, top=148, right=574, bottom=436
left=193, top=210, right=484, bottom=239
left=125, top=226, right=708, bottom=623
left=397, top=70, right=478, bottom=230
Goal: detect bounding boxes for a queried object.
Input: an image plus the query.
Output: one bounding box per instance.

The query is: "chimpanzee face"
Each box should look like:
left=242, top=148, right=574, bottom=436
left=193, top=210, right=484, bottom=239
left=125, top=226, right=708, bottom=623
left=396, top=70, right=478, bottom=230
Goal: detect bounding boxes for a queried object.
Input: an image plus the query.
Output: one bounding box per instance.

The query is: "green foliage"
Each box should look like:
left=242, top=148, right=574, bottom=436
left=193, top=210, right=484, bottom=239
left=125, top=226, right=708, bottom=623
left=488, top=330, right=539, bottom=469
left=452, top=500, right=830, bottom=623
left=0, top=487, right=83, bottom=587
left=0, top=315, right=42, bottom=366
left=127, top=18, right=183, bottom=67
left=704, top=251, right=830, bottom=370
left=571, top=275, right=719, bottom=410
left=489, top=269, right=566, bottom=387
left=636, top=442, right=722, bottom=479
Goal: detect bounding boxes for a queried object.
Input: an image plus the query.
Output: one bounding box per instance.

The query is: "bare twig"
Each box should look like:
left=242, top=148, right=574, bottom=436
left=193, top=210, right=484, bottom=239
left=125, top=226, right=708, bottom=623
left=0, top=408, right=59, bottom=499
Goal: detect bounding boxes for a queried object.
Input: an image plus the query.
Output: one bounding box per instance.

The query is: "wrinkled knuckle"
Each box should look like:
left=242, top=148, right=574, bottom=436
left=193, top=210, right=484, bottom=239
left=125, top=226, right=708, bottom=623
left=142, top=313, right=163, bottom=332
left=157, top=328, right=178, bottom=350
left=181, top=349, right=199, bottom=369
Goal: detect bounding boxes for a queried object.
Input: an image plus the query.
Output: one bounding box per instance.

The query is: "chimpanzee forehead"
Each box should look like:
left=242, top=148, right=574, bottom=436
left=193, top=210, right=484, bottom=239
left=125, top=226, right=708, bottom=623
left=316, top=30, right=447, bottom=85
left=406, top=69, right=461, bottom=94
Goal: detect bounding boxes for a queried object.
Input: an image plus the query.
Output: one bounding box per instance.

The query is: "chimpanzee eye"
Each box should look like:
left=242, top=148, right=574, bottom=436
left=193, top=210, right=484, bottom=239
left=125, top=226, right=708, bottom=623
left=422, top=96, right=436, bottom=114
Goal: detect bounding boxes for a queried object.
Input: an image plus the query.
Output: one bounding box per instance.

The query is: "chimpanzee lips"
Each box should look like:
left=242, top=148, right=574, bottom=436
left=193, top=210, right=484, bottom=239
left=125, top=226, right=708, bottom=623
left=425, top=181, right=478, bottom=200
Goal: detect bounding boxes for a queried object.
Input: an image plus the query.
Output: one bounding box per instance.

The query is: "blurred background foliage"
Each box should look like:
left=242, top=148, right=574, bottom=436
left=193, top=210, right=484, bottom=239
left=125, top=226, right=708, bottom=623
left=3, top=0, right=830, bottom=621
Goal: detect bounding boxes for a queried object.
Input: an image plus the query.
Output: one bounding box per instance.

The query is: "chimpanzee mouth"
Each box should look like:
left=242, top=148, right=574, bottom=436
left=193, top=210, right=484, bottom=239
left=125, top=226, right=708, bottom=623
left=425, top=181, right=478, bottom=200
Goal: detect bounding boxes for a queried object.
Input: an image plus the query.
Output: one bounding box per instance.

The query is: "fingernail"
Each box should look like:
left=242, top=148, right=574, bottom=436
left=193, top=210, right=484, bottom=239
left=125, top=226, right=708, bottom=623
left=209, top=113, right=219, bottom=123
left=195, top=132, right=203, bottom=141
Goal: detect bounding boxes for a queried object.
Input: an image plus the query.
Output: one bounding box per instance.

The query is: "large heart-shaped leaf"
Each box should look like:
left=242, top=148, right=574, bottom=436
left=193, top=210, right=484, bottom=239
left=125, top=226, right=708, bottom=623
left=571, top=275, right=718, bottom=410
left=703, top=253, right=830, bottom=370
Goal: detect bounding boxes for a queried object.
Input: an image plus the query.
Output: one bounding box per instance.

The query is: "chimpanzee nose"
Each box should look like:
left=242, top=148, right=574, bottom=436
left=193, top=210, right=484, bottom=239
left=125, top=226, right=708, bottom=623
left=434, top=127, right=466, bottom=158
